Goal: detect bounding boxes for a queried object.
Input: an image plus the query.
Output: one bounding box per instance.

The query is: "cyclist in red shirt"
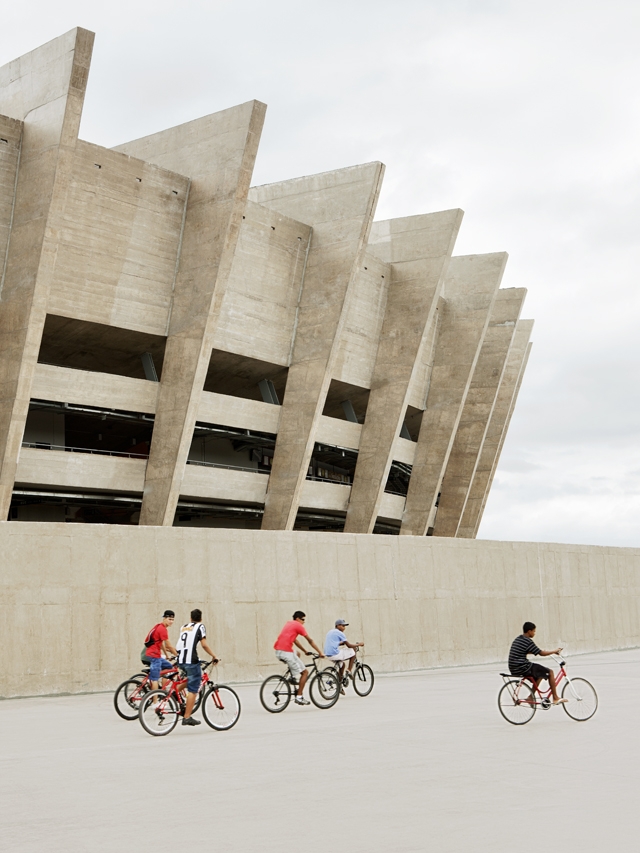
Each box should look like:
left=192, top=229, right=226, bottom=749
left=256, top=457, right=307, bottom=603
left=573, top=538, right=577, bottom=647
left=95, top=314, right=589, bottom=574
left=145, top=610, right=178, bottom=690
left=274, top=611, right=324, bottom=705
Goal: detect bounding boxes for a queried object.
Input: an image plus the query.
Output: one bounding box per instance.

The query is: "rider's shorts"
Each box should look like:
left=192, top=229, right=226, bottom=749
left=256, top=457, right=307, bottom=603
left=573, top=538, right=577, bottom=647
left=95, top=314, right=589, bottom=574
left=149, top=657, right=174, bottom=681
left=181, top=662, right=202, bottom=693
left=328, top=647, right=355, bottom=662
left=528, top=663, right=551, bottom=682
left=275, top=650, right=305, bottom=680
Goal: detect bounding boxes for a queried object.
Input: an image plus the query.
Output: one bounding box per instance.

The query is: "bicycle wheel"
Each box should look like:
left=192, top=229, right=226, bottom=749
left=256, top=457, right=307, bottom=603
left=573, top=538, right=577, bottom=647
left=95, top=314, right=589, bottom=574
left=309, top=670, right=340, bottom=709
left=561, top=677, right=598, bottom=721
left=114, top=677, right=148, bottom=721
left=201, top=685, right=241, bottom=730
left=260, top=675, right=291, bottom=713
left=498, top=680, right=536, bottom=725
left=139, top=689, right=181, bottom=736
left=352, top=664, right=374, bottom=697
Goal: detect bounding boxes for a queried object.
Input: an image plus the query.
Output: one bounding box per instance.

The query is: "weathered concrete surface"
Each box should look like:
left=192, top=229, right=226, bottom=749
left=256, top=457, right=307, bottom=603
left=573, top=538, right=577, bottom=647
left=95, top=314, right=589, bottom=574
left=458, top=321, right=533, bottom=538
left=115, top=102, right=266, bottom=527
left=433, top=287, right=526, bottom=537
left=32, top=363, right=159, bottom=414
left=251, top=163, right=384, bottom=530
left=1, top=522, right=639, bottom=697
left=1, top=648, right=637, bottom=852
left=0, top=28, right=94, bottom=519
left=344, top=210, right=463, bottom=534
left=47, top=140, right=189, bottom=335
left=212, top=199, right=312, bottom=366
left=401, top=253, right=505, bottom=535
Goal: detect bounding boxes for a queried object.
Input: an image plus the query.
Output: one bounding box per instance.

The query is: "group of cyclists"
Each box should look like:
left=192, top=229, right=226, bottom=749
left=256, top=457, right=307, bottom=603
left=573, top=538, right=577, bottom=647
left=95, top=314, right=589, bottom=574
left=140, top=606, right=577, bottom=730
left=141, top=607, right=364, bottom=719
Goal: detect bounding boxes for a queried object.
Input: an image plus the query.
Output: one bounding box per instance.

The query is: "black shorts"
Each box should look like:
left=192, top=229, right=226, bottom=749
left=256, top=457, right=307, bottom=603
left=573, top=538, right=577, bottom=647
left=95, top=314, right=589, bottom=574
left=528, top=663, right=551, bottom=682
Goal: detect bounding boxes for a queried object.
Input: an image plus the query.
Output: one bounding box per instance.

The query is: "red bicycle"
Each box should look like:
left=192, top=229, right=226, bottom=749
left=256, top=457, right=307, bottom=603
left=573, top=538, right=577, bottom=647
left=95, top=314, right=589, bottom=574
left=138, top=660, right=241, bottom=736
left=113, top=662, right=179, bottom=720
left=498, top=654, right=598, bottom=725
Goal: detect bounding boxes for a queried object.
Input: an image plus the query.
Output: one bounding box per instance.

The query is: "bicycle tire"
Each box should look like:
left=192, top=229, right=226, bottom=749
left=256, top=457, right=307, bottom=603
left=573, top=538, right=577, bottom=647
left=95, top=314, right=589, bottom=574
left=260, top=675, right=291, bottom=713
left=139, top=689, right=181, bottom=736
left=114, top=677, right=148, bottom=721
left=309, top=670, right=340, bottom=709
left=561, top=677, right=598, bottom=721
left=201, top=685, right=241, bottom=730
left=498, top=680, right=536, bottom=725
left=352, top=664, right=374, bottom=697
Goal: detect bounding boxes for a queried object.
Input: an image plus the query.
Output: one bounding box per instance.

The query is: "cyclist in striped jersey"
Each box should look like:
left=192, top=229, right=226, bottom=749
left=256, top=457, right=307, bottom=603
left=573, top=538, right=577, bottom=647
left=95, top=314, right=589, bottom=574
left=175, top=609, right=219, bottom=727
left=508, top=621, right=567, bottom=705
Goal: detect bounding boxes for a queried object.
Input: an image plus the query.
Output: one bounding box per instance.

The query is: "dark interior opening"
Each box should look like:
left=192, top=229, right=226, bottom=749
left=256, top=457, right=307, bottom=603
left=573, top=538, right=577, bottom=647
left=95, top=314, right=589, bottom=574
left=204, top=349, right=288, bottom=403
left=23, top=400, right=154, bottom=458
left=39, top=314, right=167, bottom=380
left=402, top=405, right=424, bottom=442
left=322, top=379, right=370, bottom=423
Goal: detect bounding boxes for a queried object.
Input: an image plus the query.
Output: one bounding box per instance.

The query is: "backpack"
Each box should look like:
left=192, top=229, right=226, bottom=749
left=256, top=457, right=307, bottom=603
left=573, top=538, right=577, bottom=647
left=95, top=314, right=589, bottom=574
left=140, top=624, right=161, bottom=661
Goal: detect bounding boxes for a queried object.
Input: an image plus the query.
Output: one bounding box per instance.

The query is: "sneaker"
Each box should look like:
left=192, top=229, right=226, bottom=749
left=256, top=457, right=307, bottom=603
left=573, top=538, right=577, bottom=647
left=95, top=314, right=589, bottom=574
left=340, top=688, right=346, bottom=695
left=553, top=698, right=569, bottom=705
left=294, top=696, right=310, bottom=705
left=182, top=717, right=202, bottom=726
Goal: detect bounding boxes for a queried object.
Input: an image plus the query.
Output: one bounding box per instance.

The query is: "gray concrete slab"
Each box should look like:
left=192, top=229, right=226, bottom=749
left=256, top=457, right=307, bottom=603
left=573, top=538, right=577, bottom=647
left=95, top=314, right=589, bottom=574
left=2, top=647, right=638, bottom=852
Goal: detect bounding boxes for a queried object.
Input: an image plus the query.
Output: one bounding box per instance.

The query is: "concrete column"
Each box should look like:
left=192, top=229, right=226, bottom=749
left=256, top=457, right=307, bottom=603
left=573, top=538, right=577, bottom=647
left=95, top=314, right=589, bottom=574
left=343, top=210, right=463, bottom=534
left=114, top=101, right=266, bottom=525
left=249, top=163, right=384, bottom=529
left=457, top=321, right=533, bottom=538
left=400, top=253, right=506, bottom=536
left=432, top=287, right=526, bottom=537
left=0, top=28, right=94, bottom=518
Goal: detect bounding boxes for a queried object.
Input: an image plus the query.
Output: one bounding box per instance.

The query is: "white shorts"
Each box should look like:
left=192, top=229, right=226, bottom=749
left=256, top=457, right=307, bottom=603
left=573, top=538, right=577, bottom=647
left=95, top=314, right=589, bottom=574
left=275, top=650, right=306, bottom=680
left=328, top=647, right=355, bottom=662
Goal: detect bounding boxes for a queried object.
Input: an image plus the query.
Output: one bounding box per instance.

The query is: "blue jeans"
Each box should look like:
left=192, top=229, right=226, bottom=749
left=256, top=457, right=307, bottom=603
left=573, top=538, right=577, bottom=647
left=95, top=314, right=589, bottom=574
left=181, top=662, right=202, bottom=693
left=149, top=657, right=173, bottom=681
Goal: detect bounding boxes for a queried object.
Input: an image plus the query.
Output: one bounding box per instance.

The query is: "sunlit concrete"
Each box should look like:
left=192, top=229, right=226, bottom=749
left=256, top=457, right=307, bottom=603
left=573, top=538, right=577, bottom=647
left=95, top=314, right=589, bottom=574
left=1, top=647, right=637, bottom=852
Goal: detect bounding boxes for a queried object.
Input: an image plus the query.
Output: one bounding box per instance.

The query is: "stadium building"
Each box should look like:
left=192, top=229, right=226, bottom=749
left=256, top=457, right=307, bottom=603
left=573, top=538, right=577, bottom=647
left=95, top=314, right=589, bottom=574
left=0, top=27, right=532, bottom=536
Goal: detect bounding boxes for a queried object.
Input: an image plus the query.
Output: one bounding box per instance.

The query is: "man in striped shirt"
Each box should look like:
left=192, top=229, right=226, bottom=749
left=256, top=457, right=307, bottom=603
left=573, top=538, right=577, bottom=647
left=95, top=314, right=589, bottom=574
left=508, top=622, right=568, bottom=705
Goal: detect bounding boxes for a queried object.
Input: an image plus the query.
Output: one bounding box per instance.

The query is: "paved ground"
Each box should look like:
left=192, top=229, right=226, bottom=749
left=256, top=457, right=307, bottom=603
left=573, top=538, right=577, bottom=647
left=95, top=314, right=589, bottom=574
left=2, top=647, right=639, bottom=852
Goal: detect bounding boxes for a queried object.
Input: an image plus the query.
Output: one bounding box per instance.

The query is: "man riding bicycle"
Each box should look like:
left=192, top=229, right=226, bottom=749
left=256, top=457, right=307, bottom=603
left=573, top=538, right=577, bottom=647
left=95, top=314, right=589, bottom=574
left=324, top=619, right=363, bottom=689
left=144, top=610, right=178, bottom=690
left=175, top=609, right=219, bottom=727
left=508, top=621, right=568, bottom=705
left=274, top=611, right=324, bottom=706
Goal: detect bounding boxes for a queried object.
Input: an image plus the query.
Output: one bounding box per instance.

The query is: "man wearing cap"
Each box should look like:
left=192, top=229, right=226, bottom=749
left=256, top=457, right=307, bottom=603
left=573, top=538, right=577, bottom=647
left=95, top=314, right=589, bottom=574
left=324, top=620, right=363, bottom=687
left=144, top=610, right=178, bottom=690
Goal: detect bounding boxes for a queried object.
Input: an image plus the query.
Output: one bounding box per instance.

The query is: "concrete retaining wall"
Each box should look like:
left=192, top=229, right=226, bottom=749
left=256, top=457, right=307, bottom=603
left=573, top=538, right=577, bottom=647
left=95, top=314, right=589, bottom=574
left=1, top=522, right=639, bottom=698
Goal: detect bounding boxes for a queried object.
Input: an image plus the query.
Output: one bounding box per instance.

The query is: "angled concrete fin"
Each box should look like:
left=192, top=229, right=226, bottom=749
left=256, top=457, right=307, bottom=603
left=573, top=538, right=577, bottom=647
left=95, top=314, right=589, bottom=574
left=433, top=287, right=526, bottom=537
left=115, top=101, right=267, bottom=525
left=457, top=320, right=534, bottom=538
left=0, top=27, right=94, bottom=516
left=400, top=252, right=506, bottom=536
left=250, top=162, right=385, bottom=529
left=344, top=209, right=463, bottom=534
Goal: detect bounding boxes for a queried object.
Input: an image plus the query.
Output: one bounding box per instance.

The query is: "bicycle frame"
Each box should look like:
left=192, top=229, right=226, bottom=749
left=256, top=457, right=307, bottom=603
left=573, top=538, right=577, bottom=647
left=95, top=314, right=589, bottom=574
left=501, top=655, right=582, bottom=705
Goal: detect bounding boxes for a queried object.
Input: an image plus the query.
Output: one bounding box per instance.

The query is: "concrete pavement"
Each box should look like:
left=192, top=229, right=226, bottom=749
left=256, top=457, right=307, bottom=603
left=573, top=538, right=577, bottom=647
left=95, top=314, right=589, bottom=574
left=2, top=647, right=639, bottom=852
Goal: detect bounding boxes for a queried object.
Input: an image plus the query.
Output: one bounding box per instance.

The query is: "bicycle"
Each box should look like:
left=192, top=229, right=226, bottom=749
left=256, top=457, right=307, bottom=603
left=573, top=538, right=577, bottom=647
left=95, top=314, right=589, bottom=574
left=259, top=654, right=340, bottom=712
left=138, top=660, right=241, bottom=736
left=326, top=649, right=374, bottom=698
left=498, top=654, right=598, bottom=725
left=113, top=661, right=180, bottom=721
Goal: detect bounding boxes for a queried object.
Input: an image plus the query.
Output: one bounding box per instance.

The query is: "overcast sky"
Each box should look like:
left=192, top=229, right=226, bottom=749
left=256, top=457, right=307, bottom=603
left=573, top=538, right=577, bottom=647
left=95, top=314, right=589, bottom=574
left=3, top=1, right=639, bottom=547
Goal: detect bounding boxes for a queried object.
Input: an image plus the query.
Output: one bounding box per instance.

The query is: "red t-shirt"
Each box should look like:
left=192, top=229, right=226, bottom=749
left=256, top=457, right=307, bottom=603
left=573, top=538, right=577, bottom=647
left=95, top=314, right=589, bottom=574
left=146, top=623, right=168, bottom=658
left=274, top=620, right=308, bottom=652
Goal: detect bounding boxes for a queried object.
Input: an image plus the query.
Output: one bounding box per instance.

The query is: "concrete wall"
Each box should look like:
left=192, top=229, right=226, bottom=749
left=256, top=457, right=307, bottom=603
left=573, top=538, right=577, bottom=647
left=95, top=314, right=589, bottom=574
left=1, top=522, right=638, bottom=698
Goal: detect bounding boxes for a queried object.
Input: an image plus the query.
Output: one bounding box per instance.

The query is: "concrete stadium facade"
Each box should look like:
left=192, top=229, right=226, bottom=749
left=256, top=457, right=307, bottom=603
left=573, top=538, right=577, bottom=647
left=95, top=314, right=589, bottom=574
left=0, top=28, right=533, bottom=536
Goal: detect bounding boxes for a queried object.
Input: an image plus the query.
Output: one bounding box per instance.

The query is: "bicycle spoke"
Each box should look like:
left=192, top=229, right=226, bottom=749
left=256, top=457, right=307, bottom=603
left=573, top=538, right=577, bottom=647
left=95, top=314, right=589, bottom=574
left=498, top=680, right=536, bottom=725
